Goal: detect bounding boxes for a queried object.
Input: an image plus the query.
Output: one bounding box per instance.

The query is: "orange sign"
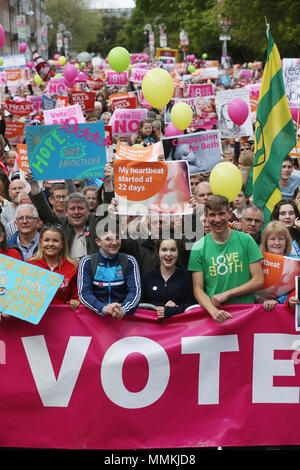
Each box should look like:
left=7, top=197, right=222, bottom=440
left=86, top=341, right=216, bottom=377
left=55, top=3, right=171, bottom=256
left=17, top=144, right=28, bottom=172
left=114, top=160, right=168, bottom=202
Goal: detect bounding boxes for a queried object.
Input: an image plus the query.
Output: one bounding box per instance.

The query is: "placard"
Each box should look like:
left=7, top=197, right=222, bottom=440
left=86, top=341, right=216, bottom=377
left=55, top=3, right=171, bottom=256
left=106, top=71, right=128, bottom=87
left=44, top=104, right=85, bottom=125
left=216, top=88, right=253, bottom=138
left=25, top=121, right=107, bottom=181
left=115, top=141, right=163, bottom=162
left=162, top=129, right=222, bottom=174
left=109, top=108, right=147, bottom=135
left=114, top=159, right=192, bottom=215
left=70, top=91, right=95, bottom=112
left=0, top=254, right=63, bottom=324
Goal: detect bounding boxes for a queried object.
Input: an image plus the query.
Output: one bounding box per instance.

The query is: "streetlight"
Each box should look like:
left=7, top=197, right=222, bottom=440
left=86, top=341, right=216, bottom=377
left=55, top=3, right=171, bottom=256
left=219, top=17, right=232, bottom=69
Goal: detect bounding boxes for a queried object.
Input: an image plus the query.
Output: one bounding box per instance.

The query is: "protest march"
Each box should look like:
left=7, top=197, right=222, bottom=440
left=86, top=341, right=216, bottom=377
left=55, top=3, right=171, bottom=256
left=1, top=1, right=300, bottom=453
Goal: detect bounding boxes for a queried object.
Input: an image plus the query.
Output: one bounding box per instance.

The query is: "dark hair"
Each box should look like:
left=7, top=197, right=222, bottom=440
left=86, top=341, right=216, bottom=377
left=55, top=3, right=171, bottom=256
left=49, top=182, right=67, bottom=198
left=270, top=199, right=300, bottom=221
left=0, top=221, right=8, bottom=251
left=282, top=155, right=293, bottom=165
left=0, top=170, right=10, bottom=200
left=205, top=194, right=230, bottom=213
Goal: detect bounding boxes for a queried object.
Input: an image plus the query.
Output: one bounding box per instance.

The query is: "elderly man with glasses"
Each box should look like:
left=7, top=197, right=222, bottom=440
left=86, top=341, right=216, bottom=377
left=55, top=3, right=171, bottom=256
left=241, top=204, right=264, bottom=245
left=7, top=204, right=41, bottom=260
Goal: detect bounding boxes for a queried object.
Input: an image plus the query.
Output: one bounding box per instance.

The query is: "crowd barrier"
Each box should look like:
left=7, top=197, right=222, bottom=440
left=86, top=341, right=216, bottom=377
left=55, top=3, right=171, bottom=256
left=0, top=303, right=300, bottom=449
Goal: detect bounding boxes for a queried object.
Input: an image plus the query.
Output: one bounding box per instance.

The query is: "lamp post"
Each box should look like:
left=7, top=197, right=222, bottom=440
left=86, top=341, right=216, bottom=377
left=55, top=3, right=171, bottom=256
left=219, top=17, right=231, bottom=69
left=144, top=23, right=154, bottom=61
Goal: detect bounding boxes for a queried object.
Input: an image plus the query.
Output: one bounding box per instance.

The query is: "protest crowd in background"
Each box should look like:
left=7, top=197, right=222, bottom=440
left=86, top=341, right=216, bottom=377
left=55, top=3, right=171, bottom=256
left=1, top=28, right=300, bottom=450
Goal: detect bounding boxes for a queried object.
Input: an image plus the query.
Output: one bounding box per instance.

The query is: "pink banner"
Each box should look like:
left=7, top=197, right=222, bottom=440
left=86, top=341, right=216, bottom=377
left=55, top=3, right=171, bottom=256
left=106, top=71, right=128, bottom=87
left=1, top=304, right=300, bottom=449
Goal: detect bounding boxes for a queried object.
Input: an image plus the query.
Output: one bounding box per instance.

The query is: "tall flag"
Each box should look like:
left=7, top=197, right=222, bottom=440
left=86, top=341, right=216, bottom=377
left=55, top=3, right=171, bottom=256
left=247, top=26, right=296, bottom=224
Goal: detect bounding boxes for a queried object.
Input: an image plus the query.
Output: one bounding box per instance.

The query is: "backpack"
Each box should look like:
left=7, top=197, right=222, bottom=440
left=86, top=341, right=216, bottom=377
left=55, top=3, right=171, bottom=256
left=90, top=251, right=129, bottom=279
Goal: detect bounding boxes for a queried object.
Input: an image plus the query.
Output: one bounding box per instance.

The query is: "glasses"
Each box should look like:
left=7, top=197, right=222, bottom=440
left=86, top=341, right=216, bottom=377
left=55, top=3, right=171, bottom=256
left=240, top=147, right=250, bottom=151
left=52, top=195, right=66, bottom=200
left=16, top=216, right=38, bottom=223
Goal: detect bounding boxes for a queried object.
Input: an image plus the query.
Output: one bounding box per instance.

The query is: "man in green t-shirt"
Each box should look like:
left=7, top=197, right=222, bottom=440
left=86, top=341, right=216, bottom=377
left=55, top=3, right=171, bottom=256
left=188, top=195, right=264, bottom=323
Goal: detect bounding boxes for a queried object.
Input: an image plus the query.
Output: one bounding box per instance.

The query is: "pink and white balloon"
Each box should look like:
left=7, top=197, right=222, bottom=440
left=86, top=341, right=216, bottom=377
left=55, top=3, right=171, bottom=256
left=227, top=98, right=249, bottom=126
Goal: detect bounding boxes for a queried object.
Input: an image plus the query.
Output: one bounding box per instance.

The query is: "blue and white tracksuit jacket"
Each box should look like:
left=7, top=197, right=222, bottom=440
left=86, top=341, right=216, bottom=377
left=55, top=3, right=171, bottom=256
left=78, top=250, right=141, bottom=316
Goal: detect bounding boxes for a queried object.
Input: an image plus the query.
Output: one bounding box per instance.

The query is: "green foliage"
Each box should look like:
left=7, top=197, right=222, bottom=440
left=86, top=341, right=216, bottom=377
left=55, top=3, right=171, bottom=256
left=86, top=15, right=127, bottom=58
left=46, top=0, right=100, bottom=57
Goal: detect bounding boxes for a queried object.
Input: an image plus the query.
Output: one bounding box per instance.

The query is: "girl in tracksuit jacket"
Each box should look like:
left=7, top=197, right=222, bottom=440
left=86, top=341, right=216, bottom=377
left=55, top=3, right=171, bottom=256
left=77, top=250, right=141, bottom=317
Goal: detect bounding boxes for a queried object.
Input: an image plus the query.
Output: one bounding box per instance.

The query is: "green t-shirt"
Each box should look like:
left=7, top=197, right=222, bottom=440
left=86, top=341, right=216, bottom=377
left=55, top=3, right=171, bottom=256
left=188, top=230, right=263, bottom=304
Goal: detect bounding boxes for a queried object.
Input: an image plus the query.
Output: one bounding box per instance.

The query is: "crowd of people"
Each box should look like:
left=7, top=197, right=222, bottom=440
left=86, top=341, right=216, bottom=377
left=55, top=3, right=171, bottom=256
left=0, top=51, right=299, bottom=324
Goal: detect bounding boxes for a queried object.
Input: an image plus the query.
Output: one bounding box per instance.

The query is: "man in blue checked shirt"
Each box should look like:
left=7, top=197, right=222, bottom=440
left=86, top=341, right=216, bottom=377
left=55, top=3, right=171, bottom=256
left=78, top=221, right=141, bottom=319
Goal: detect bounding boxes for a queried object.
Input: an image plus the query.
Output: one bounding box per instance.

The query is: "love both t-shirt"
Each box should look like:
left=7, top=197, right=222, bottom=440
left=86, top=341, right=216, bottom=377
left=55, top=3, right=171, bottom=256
left=188, top=230, right=263, bottom=304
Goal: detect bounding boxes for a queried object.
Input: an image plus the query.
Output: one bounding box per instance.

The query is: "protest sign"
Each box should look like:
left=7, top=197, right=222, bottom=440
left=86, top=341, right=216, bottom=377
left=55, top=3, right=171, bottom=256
left=130, top=67, right=149, bottom=84
left=246, top=83, right=261, bottom=121
left=109, top=92, right=138, bottom=111
left=44, top=104, right=85, bottom=126
left=46, top=77, right=69, bottom=96
left=216, top=88, right=253, bottom=138
left=70, top=91, right=95, bottom=112
left=109, top=108, right=147, bottom=135
left=255, top=252, right=300, bottom=302
left=283, top=58, right=300, bottom=105
left=188, top=83, right=214, bottom=98
left=3, top=100, right=34, bottom=116
left=0, top=54, right=26, bottom=71
left=86, top=77, right=104, bottom=91
left=42, top=94, right=56, bottom=110
left=115, top=141, right=163, bottom=162
left=0, top=254, right=63, bottom=324
left=114, top=159, right=191, bottom=215
left=106, top=71, right=128, bottom=87
left=4, top=121, right=25, bottom=144
left=1, top=304, right=300, bottom=449
left=162, top=129, right=222, bottom=174
left=191, top=67, right=219, bottom=80
left=25, top=121, right=107, bottom=181
left=26, top=95, right=43, bottom=112
left=17, top=143, right=29, bottom=173
left=165, top=97, right=218, bottom=130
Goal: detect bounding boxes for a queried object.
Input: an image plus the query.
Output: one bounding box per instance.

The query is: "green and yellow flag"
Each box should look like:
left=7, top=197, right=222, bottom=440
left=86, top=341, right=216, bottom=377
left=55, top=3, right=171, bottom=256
left=247, top=27, right=296, bottom=224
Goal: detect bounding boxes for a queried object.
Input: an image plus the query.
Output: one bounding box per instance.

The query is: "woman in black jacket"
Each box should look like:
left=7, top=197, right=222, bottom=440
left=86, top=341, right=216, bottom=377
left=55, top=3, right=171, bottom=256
left=141, top=238, right=195, bottom=319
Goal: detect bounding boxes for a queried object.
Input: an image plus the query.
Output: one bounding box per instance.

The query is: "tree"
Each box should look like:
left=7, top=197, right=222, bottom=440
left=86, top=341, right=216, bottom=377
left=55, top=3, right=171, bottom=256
left=46, top=0, right=100, bottom=57
left=87, top=15, right=127, bottom=58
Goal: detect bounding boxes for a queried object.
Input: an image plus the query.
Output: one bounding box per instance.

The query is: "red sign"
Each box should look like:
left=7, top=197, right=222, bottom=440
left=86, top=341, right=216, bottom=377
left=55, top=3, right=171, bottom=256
left=4, top=100, right=34, bottom=116
left=4, top=121, right=25, bottom=143
left=86, top=77, right=104, bottom=90
left=70, top=91, right=95, bottom=112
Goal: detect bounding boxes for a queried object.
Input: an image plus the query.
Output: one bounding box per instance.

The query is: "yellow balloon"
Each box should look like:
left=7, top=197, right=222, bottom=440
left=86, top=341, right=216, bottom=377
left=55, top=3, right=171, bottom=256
left=33, top=74, right=43, bottom=85
left=142, top=68, right=174, bottom=109
left=58, top=55, right=66, bottom=66
left=170, top=102, right=193, bottom=130
left=209, top=162, right=242, bottom=202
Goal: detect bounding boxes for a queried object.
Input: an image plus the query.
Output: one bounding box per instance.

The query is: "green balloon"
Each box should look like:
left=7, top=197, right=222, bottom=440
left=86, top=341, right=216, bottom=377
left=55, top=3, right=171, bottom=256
left=80, top=61, right=86, bottom=68
left=188, top=65, right=195, bottom=73
left=202, top=53, right=208, bottom=59
left=0, top=58, right=3, bottom=66
left=108, top=46, right=130, bottom=73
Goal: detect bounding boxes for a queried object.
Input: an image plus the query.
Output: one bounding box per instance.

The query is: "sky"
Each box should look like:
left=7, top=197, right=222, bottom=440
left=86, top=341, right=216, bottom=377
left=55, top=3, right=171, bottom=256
left=89, top=0, right=135, bottom=8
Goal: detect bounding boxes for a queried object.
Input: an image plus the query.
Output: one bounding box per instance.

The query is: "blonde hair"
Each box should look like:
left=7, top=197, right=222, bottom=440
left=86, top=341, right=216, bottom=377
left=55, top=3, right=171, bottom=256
left=29, top=225, right=78, bottom=269
left=238, top=149, right=254, bottom=167
left=260, top=221, right=292, bottom=255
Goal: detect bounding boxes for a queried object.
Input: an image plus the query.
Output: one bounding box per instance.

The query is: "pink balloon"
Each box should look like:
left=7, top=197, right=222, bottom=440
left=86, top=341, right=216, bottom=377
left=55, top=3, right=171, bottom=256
left=290, top=107, right=300, bottom=123
left=27, top=61, right=34, bottom=69
left=64, top=63, right=78, bottom=82
left=19, top=42, right=27, bottom=53
left=164, top=123, right=185, bottom=137
left=0, top=25, right=5, bottom=50
left=63, top=77, right=74, bottom=88
left=54, top=54, right=60, bottom=60
left=190, top=54, right=195, bottom=61
left=227, top=98, right=249, bottom=126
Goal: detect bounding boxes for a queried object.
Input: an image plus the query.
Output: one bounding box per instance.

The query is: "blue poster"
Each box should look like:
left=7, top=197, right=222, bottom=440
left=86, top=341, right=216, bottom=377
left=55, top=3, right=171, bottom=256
left=25, top=121, right=107, bottom=181
left=0, top=254, right=64, bottom=324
